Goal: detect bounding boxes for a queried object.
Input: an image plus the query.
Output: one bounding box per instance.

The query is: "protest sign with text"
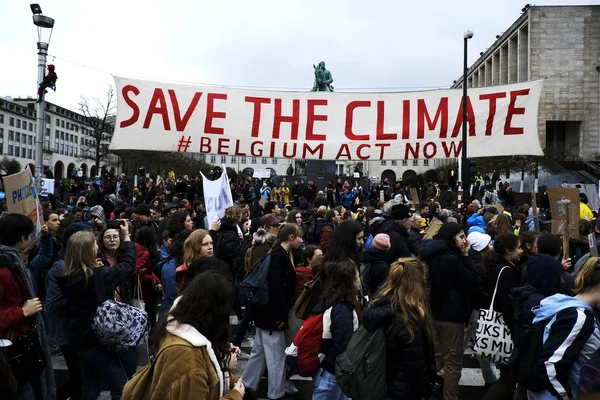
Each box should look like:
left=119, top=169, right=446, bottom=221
left=4, top=168, right=43, bottom=239
left=109, top=77, right=544, bottom=160
left=202, top=170, right=234, bottom=226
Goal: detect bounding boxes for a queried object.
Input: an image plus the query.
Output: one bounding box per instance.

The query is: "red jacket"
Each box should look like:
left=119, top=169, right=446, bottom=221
left=293, top=266, right=314, bottom=305
left=0, top=266, right=33, bottom=340
left=320, top=226, right=334, bottom=254
left=132, top=243, right=161, bottom=299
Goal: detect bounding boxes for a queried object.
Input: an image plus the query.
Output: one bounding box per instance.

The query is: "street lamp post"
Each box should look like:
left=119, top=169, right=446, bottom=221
left=30, top=4, right=54, bottom=191
left=458, top=30, right=473, bottom=212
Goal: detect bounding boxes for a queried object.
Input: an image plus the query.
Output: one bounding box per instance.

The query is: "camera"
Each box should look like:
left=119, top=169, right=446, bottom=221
left=106, top=220, right=125, bottom=230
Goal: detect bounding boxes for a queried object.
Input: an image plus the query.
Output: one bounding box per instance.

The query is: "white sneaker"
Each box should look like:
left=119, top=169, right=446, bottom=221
left=284, top=379, right=299, bottom=395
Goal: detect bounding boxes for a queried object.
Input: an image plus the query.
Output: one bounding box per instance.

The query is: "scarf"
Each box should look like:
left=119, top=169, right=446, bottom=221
left=0, top=245, right=55, bottom=400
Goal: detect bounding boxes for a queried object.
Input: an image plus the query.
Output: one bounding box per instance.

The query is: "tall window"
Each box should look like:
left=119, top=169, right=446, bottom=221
left=8, top=130, right=14, bottom=141
left=381, top=160, right=387, bottom=166
left=423, top=159, right=429, bottom=166
left=9, top=117, right=14, bottom=127
left=15, top=132, right=20, bottom=142
left=241, top=156, right=247, bottom=164
left=27, top=149, right=32, bottom=159
left=7, top=145, right=13, bottom=156
left=272, top=158, right=278, bottom=164
left=413, top=159, right=419, bottom=166
left=28, top=136, right=33, bottom=145
left=402, top=160, right=408, bottom=166
left=21, top=147, right=26, bottom=158
left=231, top=155, right=237, bottom=163
left=210, top=155, right=216, bottom=163
left=0, top=114, right=4, bottom=123
left=261, top=157, right=267, bottom=164
left=251, top=157, right=257, bottom=164
left=28, top=123, right=33, bottom=131
left=16, top=119, right=21, bottom=129
left=391, top=160, right=397, bottom=166
left=220, top=155, right=227, bottom=163
left=200, top=154, right=206, bottom=162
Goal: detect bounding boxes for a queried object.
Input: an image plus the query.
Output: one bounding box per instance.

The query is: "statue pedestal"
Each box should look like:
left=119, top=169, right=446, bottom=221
left=305, top=160, right=337, bottom=187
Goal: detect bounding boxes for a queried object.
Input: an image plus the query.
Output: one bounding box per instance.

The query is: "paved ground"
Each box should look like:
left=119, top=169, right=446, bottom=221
left=53, top=316, right=489, bottom=399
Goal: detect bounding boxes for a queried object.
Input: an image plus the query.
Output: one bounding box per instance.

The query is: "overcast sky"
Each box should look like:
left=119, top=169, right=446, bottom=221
left=1, top=0, right=596, bottom=112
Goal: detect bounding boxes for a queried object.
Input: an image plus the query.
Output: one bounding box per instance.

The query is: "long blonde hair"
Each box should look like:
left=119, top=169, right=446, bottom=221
left=372, top=257, right=432, bottom=341
left=575, top=257, right=600, bottom=294
left=63, top=231, right=98, bottom=286
left=183, top=229, right=210, bottom=266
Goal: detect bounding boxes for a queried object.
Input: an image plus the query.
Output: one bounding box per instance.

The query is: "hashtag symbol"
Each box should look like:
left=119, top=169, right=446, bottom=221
left=177, top=136, right=192, bottom=152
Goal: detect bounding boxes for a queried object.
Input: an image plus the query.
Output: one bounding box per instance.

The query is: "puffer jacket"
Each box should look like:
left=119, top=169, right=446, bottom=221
left=57, top=241, right=135, bottom=349
left=363, top=295, right=435, bottom=400
left=313, top=298, right=359, bottom=375
left=419, top=240, right=479, bottom=323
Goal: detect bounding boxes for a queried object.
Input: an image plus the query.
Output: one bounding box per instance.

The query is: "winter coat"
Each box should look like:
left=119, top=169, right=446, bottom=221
left=359, top=250, right=390, bottom=297
left=160, top=257, right=179, bottom=315
left=278, top=186, right=290, bottom=205
left=313, top=299, right=359, bottom=375
left=57, top=241, right=135, bottom=349
left=341, top=192, right=354, bottom=208
left=467, top=248, right=489, bottom=311
left=123, top=322, right=242, bottom=400
left=467, top=213, right=487, bottom=230
left=293, top=266, right=314, bottom=305
left=378, top=220, right=412, bottom=266
left=133, top=243, right=161, bottom=299
left=485, top=259, right=523, bottom=332
left=530, top=295, right=600, bottom=400
left=244, top=228, right=277, bottom=271
left=212, top=221, right=241, bottom=272
left=46, top=260, right=70, bottom=347
left=250, top=243, right=297, bottom=331
left=320, top=224, right=335, bottom=254
left=420, top=240, right=479, bottom=323
left=363, top=295, right=435, bottom=400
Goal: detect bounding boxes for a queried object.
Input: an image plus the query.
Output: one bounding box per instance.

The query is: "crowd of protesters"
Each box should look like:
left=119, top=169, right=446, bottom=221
left=2, top=169, right=600, bottom=400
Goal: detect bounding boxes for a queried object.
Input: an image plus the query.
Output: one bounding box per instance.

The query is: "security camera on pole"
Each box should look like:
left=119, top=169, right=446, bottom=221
left=458, top=30, right=473, bottom=212
left=30, top=3, right=55, bottom=191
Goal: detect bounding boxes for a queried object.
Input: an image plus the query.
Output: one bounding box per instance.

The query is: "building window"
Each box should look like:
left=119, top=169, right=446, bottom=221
left=272, top=158, right=277, bottom=164
left=45, top=127, right=50, bottom=136
left=60, top=143, right=64, bottom=154
left=231, top=155, right=237, bottom=163
left=70, top=146, right=73, bottom=156
left=0, top=114, right=4, bottom=123
left=54, top=140, right=59, bottom=152
left=381, top=160, right=387, bottom=166
left=45, top=115, right=50, bottom=124
left=251, top=157, right=257, bottom=164
left=75, top=136, right=78, bottom=144
left=413, top=159, right=419, bottom=166
left=0, top=127, right=3, bottom=138
left=8, top=145, right=13, bottom=156
left=8, top=130, right=14, bottom=141
left=402, top=160, right=408, bottom=166
left=261, top=157, right=267, bottom=164
left=0, top=143, right=3, bottom=154
left=16, top=119, right=21, bottom=129
left=423, top=159, right=429, bottom=166
left=28, top=136, right=33, bottom=145
left=61, top=120, right=65, bottom=128
left=220, top=155, right=227, bottom=163
left=15, top=132, right=20, bottom=142
left=28, top=123, right=33, bottom=132
left=60, top=131, right=64, bottom=140
left=27, top=149, right=32, bottom=159
left=73, top=148, right=76, bottom=157
left=9, top=117, right=14, bottom=127
left=241, top=156, right=247, bottom=164
left=44, top=139, right=49, bottom=150
left=56, top=117, right=60, bottom=125
left=210, top=155, right=216, bottom=164
left=199, top=154, right=206, bottom=162
left=391, top=160, right=397, bottom=166
left=21, top=147, right=26, bottom=158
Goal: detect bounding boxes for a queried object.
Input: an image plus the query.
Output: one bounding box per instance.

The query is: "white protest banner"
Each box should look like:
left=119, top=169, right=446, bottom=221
left=109, top=76, right=544, bottom=160
left=40, top=178, right=55, bottom=197
left=202, top=170, right=234, bottom=226
left=253, top=169, right=271, bottom=179
left=4, top=168, right=43, bottom=239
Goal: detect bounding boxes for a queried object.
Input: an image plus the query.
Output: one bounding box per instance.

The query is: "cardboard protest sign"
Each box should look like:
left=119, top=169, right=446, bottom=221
left=547, top=187, right=580, bottom=238
left=110, top=77, right=544, bottom=160
left=423, top=218, right=443, bottom=240
left=202, top=170, right=234, bottom=226
left=4, top=168, right=43, bottom=239
left=410, top=187, right=420, bottom=206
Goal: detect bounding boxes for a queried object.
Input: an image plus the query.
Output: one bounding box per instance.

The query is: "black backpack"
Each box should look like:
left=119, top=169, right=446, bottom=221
left=305, top=220, right=333, bottom=246
left=509, top=318, right=549, bottom=392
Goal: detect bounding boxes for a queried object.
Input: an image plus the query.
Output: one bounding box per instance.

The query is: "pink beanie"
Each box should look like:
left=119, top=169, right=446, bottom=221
left=373, top=233, right=391, bottom=252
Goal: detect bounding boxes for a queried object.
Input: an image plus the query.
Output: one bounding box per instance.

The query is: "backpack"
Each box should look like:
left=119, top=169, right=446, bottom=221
left=335, top=326, right=387, bottom=400
left=91, top=271, right=149, bottom=352
left=238, top=254, right=272, bottom=306
left=294, top=275, right=323, bottom=320
left=232, top=235, right=253, bottom=280
left=294, top=313, right=325, bottom=377
left=305, top=221, right=333, bottom=246
left=359, top=262, right=372, bottom=297
left=509, top=319, right=548, bottom=392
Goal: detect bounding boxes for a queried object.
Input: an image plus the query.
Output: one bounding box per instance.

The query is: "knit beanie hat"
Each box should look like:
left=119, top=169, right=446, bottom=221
left=467, top=231, right=492, bottom=252
left=373, top=234, right=391, bottom=252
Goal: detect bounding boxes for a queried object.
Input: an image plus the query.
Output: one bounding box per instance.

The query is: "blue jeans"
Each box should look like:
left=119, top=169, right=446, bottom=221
left=7, top=381, right=36, bottom=400
left=78, top=345, right=128, bottom=400
left=313, top=368, right=349, bottom=400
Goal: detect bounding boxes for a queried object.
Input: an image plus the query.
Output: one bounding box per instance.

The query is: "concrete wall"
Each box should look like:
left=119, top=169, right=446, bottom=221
left=529, top=6, right=600, bottom=160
